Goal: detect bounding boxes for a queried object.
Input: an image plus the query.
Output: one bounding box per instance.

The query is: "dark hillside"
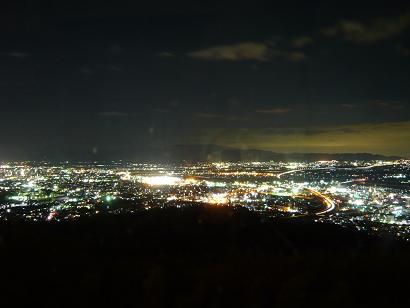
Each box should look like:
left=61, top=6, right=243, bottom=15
left=0, top=206, right=409, bottom=307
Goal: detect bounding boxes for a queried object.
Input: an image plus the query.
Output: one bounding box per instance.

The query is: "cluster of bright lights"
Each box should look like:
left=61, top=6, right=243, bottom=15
left=137, top=175, right=200, bottom=186
left=140, top=175, right=182, bottom=186
left=203, top=193, right=229, bottom=205
left=118, top=171, right=132, bottom=181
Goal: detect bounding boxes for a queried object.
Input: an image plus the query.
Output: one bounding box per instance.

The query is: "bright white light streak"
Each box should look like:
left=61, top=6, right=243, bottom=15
left=140, top=175, right=181, bottom=186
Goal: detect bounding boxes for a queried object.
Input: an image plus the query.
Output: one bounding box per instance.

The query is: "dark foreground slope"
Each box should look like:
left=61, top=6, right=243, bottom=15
left=1, top=206, right=409, bottom=307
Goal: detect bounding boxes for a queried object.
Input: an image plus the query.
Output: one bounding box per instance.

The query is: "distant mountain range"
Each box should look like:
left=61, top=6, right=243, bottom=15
left=3, top=144, right=403, bottom=163
left=136, top=144, right=403, bottom=163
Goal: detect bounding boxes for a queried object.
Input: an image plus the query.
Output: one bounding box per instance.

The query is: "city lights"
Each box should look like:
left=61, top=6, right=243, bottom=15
left=0, top=159, right=408, bottom=238
left=140, top=175, right=182, bottom=186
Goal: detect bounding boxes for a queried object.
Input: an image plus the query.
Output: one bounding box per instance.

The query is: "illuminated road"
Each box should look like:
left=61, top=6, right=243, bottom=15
left=276, top=167, right=333, bottom=179
left=276, top=169, right=305, bottom=179
left=275, top=163, right=396, bottom=216
left=275, top=168, right=338, bottom=216
left=276, top=162, right=396, bottom=179
left=306, top=188, right=337, bottom=215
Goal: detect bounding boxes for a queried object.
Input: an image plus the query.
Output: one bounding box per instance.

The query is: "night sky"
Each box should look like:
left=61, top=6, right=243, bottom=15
left=1, top=0, right=410, bottom=160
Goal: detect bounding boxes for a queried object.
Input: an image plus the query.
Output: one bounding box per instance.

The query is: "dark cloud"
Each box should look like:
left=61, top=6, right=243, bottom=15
left=340, top=104, right=358, bottom=109
left=398, top=45, right=410, bottom=55
left=79, top=66, right=94, bottom=75
left=108, top=65, right=122, bottom=72
left=340, top=101, right=406, bottom=111
left=282, top=51, right=306, bottom=62
left=5, top=52, right=30, bottom=58
left=369, top=100, right=405, bottom=110
left=187, top=42, right=270, bottom=61
left=322, top=12, right=410, bottom=43
left=194, top=113, right=224, bottom=119
left=292, top=36, right=313, bottom=48
left=152, top=108, right=172, bottom=113
left=97, top=111, right=136, bottom=117
left=186, top=42, right=307, bottom=62
left=79, top=64, right=122, bottom=75
left=256, top=108, right=292, bottom=115
left=158, top=51, right=175, bottom=58
left=303, top=127, right=357, bottom=136
left=108, top=45, right=124, bottom=54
